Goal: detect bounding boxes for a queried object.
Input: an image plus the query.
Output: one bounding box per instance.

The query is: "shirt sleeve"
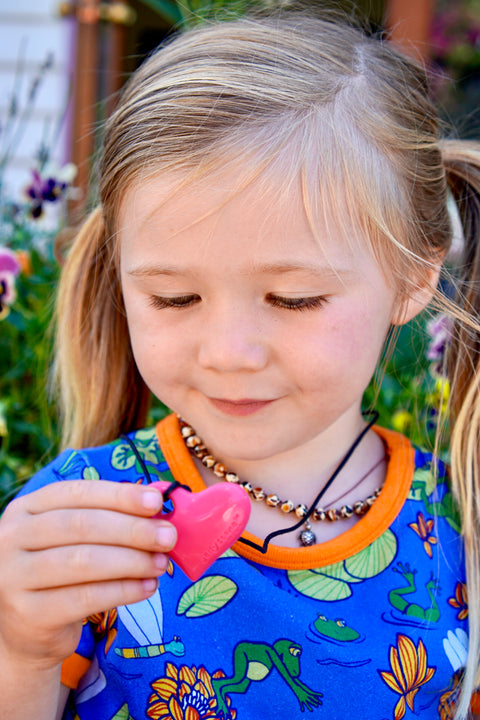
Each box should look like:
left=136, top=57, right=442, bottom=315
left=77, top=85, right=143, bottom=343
left=15, top=448, right=93, bottom=496
left=60, top=619, right=96, bottom=689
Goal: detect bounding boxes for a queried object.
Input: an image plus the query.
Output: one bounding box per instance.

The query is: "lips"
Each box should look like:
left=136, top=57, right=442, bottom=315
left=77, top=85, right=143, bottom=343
left=208, top=397, right=274, bottom=416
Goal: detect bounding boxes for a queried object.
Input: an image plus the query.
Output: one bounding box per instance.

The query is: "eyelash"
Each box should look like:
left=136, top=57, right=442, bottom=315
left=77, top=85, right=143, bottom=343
left=266, top=294, right=328, bottom=312
left=148, top=295, right=200, bottom=309
left=148, top=294, right=328, bottom=312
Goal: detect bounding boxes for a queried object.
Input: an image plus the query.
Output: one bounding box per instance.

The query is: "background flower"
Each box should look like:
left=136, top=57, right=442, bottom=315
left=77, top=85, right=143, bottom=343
left=0, top=247, right=20, bottom=318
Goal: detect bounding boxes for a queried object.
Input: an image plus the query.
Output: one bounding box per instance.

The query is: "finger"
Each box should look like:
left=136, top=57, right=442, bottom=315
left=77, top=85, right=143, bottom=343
left=31, top=578, right=160, bottom=628
left=20, top=508, right=177, bottom=552
left=23, top=545, right=170, bottom=590
left=18, top=480, right=164, bottom=517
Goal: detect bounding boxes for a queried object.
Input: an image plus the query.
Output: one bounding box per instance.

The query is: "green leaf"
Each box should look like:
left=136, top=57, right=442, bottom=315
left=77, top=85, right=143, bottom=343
left=58, top=451, right=86, bottom=477
left=220, top=548, right=238, bottom=559
left=345, top=529, right=397, bottom=579
left=82, top=466, right=100, bottom=480
left=288, top=568, right=353, bottom=601
left=177, top=575, right=238, bottom=617
left=129, top=428, right=161, bottom=463
left=132, top=427, right=157, bottom=447
left=110, top=703, right=135, bottom=720
left=136, top=0, right=182, bottom=24
left=111, top=443, right=136, bottom=471
left=314, top=561, right=362, bottom=583
left=412, top=468, right=436, bottom=497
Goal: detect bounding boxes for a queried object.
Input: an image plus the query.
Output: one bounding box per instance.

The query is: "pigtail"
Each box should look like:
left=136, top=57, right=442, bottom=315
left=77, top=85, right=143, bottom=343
left=53, top=207, right=150, bottom=449
left=442, top=140, right=480, bottom=414
left=440, top=140, right=480, bottom=712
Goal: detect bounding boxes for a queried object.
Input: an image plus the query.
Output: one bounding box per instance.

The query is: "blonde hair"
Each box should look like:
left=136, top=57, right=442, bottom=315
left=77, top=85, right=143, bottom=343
left=54, top=13, right=480, bottom=713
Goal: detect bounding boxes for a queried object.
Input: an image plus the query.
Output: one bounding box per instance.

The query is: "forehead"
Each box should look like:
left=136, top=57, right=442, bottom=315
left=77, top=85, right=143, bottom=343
left=117, top=165, right=379, bottom=274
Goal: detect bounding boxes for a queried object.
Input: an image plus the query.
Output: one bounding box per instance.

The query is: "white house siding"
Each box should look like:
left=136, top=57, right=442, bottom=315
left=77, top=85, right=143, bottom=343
left=0, top=0, right=72, bottom=200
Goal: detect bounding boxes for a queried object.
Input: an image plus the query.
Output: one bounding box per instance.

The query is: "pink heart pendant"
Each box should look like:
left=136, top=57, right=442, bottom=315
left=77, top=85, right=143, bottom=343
left=151, top=481, right=251, bottom=581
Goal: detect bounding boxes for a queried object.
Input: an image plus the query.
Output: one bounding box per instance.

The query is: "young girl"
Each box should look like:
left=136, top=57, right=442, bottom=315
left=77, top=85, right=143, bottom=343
left=1, top=10, right=480, bottom=720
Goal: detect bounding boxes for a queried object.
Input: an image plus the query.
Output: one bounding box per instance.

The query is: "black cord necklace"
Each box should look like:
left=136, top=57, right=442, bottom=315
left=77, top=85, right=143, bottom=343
left=237, top=411, right=379, bottom=552
left=121, top=410, right=379, bottom=554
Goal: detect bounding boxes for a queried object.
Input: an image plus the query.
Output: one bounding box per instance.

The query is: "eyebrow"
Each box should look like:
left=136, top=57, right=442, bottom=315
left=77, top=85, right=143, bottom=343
left=126, top=262, right=358, bottom=279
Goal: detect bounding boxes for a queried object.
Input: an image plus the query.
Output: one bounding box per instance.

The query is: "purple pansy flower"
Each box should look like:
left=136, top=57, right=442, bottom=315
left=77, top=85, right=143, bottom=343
left=0, top=247, right=20, bottom=319
left=24, top=163, right=76, bottom=219
left=426, top=314, right=454, bottom=362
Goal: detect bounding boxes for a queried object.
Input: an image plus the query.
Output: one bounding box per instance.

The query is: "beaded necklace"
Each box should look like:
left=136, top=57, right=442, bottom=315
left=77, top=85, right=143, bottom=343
left=179, top=418, right=386, bottom=547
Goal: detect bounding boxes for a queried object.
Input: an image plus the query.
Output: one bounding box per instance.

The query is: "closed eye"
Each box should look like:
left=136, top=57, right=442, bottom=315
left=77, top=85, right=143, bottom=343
left=266, top=294, right=329, bottom=311
left=148, top=294, right=200, bottom=309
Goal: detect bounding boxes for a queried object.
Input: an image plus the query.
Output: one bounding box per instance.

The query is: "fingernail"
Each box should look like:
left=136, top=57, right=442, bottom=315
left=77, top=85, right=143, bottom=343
left=142, top=491, right=162, bottom=510
left=142, top=578, right=158, bottom=593
left=153, top=552, right=169, bottom=570
left=156, top=526, right=176, bottom=548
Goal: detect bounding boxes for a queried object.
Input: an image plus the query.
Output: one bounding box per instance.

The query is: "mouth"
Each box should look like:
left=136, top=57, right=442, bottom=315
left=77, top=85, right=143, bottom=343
left=208, top=397, right=275, bottom=416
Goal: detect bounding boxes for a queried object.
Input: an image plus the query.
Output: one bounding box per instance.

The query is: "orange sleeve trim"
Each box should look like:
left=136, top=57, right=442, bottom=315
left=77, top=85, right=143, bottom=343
left=60, top=653, right=91, bottom=689
left=471, top=691, right=480, bottom=713
left=157, top=414, right=414, bottom=571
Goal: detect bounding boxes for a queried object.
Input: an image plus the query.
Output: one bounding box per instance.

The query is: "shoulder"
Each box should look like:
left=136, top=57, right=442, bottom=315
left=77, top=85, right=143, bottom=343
left=16, top=425, right=171, bottom=498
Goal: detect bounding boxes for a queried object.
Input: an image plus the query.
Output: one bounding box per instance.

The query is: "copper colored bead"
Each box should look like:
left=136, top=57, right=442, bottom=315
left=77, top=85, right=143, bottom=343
left=281, top=500, right=294, bottom=513
left=225, top=472, right=239, bottom=483
left=365, top=495, right=376, bottom=507
left=181, top=426, right=194, bottom=438
left=354, top=500, right=366, bottom=516
left=266, top=494, right=280, bottom=507
left=252, top=487, right=265, bottom=501
left=242, top=481, right=253, bottom=493
left=213, top=462, right=227, bottom=477
left=193, top=444, right=207, bottom=456
left=295, top=504, right=308, bottom=519
left=326, top=508, right=338, bottom=522
left=201, top=455, right=215, bottom=468
left=313, top=509, right=326, bottom=521
left=186, top=435, right=201, bottom=448
left=339, top=505, right=353, bottom=519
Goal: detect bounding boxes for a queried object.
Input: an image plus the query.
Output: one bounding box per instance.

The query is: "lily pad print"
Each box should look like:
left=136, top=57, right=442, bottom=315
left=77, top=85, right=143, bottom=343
left=288, top=529, right=397, bottom=601
left=177, top=575, right=238, bottom=618
left=111, top=428, right=161, bottom=472
left=110, top=703, right=136, bottom=720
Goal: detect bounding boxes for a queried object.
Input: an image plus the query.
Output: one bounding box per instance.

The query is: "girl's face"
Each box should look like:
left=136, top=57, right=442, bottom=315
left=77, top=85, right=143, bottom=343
left=119, top=168, right=398, bottom=468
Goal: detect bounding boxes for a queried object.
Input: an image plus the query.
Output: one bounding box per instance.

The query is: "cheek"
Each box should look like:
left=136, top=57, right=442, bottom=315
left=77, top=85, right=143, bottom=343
left=287, top=307, right=389, bottom=385
left=122, top=296, right=182, bottom=385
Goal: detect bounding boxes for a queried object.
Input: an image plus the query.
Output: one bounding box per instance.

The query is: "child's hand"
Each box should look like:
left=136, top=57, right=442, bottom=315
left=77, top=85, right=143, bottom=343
left=0, top=480, right=176, bottom=670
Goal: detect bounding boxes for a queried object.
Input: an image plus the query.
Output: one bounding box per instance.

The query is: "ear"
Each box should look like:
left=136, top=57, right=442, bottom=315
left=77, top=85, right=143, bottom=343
left=391, top=262, right=442, bottom=326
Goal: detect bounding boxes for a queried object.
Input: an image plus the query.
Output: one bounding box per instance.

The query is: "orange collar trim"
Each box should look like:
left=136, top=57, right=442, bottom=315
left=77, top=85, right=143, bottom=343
left=156, top=414, right=414, bottom=570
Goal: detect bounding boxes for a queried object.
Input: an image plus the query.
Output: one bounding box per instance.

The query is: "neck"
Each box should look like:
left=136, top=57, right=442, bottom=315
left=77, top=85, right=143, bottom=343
left=199, top=409, right=378, bottom=505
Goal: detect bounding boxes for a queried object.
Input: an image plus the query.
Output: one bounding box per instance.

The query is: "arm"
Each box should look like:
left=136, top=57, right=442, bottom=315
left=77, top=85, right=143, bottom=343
left=0, top=648, right=65, bottom=720
left=0, top=480, right=176, bottom=719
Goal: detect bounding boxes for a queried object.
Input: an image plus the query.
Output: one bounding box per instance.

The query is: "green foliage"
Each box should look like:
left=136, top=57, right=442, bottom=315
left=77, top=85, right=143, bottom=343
left=139, top=0, right=290, bottom=29
left=0, top=241, right=59, bottom=510
left=363, top=319, right=448, bottom=456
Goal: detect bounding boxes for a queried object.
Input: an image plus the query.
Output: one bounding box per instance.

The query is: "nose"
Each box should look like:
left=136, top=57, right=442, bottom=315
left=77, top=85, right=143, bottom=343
left=197, top=307, right=268, bottom=372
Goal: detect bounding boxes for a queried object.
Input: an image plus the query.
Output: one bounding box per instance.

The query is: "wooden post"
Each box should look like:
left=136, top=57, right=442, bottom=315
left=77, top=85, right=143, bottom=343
left=384, top=0, right=436, bottom=61
left=70, top=0, right=100, bottom=217
left=105, top=20, right=128, bottom=116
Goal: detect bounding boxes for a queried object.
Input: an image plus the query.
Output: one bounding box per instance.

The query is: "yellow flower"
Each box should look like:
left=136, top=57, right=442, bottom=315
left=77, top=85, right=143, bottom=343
left=87, top=608, right=118, bottom=655
left=408, top=512, right=438, bottom=558
left=380, top=634, right=436, bottom=719
left=438, top=668, right=463, bottom=720
left=147, top=662, right=236, bottom=720
left=392, top=410, right=412, bottom=434
left=448, top=582, right=468, bottom=621
left=426, top=378, right=450, bottom=414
